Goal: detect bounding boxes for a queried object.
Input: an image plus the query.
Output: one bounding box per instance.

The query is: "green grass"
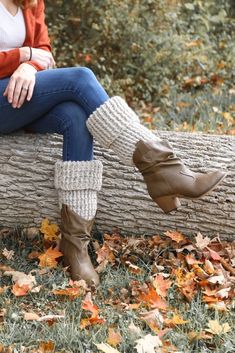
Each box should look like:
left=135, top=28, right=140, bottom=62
left=0, top=227, right=234, bottom=353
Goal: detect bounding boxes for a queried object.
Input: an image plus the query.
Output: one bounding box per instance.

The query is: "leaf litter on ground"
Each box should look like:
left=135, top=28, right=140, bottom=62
left=0, top=219, right=234, bottom=352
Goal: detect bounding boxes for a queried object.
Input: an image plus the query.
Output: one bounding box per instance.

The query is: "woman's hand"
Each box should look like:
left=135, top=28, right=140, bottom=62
left=20, top=47, right=56, bottom=69
left=3, top=63, right=37, bottom=109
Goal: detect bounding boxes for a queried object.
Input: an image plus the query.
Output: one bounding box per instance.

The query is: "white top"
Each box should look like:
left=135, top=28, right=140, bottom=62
left=0, top=2, right=26, bottom=51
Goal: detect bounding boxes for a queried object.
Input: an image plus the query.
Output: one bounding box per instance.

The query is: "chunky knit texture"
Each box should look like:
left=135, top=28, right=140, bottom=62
left=54, top=160, right=103, bottom=220
left=86, top=96, right=159, bottom=166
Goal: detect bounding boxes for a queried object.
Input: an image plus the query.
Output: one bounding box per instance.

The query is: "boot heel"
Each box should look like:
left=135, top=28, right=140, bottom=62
left=154, top=196, right=181, bottom=213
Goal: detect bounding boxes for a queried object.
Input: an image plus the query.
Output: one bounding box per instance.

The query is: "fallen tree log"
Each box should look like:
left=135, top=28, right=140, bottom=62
left=0, top=131, right=234, bottom=240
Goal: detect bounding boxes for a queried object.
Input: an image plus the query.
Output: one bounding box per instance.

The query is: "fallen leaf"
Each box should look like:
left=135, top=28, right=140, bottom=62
left=135, top=334, right=162, bottom=353
left=152, top=274, right=172, bottom=297
left=128, top=321, right=142, bottom=339
left=38, top=341, right=55, bottom=353
left=38, top=247, right=63, bottom=268
left=81, top=292, right=106, bottom=328
left=24, top=312, right=40, bottom=321
left=40, top=218, right=60, bottom=242
left=12, top=283, right=30, bottom=296
left=4, top=270, right=37, bottom=296
left=208, top=274, right=225, bottom=285
left=139, top=287, right=168, bottom=310
left=140, top=308, right=164, bottom=333
left=204, top=259, right=215, bottom=275
left=206, top=320, right=231, bottom=335
left=216, top=287, right=231, bottom=299
left=164, top=230, right=185, bottom=243
left=52, top=287, right=82, bottom=298
left=94, top=343, right=121, bottom=353
left=195, top=232, right=210, bottom=250
left=165, top=314, right=188, bottom=327
left=207, top=247, right=221, bottom=260
left=107, top=327, right=122, bottom=347
left=125, top=261, right=143, bottom=274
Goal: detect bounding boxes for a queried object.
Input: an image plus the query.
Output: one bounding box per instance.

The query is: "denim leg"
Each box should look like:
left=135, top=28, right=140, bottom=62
left=0, top=67, right=110, bottom=134
left=25, top=101, right=93, bottom=162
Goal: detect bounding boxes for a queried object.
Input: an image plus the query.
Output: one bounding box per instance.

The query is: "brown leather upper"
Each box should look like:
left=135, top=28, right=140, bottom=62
left=60, top=204, right=99, bottom=286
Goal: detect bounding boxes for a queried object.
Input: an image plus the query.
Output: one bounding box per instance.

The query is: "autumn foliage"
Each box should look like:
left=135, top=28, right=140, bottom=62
left=0, top=217, right=234, bottom=352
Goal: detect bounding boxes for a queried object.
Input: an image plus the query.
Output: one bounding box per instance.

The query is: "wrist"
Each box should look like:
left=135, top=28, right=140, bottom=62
left=19, top=47, right=31, bottom=63
left=20, top=62, right=37, bottom=74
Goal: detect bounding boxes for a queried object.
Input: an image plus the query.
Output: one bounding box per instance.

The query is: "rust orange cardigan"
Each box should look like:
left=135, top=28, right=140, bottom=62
left=0, top=0, right=51, bottom=79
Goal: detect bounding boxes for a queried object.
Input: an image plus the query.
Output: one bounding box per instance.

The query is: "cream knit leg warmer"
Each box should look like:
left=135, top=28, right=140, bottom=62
left=54, top=160, right=103, bottom=220
left=86, top=96, right=160, bottom=166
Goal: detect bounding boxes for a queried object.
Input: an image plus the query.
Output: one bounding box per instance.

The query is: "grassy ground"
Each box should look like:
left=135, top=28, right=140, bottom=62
left=0, top=225, right=234, bottom=353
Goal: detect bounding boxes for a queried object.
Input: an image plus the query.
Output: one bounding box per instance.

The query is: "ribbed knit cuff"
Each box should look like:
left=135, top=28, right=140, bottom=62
left=58, top=190, right=98, bottom=220
left=86, top=96, right=140, bottom=148
left=54, top=160, right=103, bottom=191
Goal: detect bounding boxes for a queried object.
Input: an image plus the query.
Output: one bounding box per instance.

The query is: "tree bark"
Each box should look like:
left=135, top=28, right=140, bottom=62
left=0, top=131, right=234, bottom=240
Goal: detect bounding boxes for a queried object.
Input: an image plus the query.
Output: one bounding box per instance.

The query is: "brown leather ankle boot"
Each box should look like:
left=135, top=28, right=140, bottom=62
left=133, top=139, right=226, bottom=213
left=60, top=204, right=99, bottom=286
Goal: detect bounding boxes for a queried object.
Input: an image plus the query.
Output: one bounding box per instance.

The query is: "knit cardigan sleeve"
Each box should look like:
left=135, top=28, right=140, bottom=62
left=0, top=49, right=21, bottom=79
left=0, top=0, right=52, bottom=79
left=24, top=0, right=52, bottom=72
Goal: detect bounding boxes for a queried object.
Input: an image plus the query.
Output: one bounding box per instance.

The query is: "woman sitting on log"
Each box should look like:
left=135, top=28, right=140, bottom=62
left=0, top=0, right=226, bottom=286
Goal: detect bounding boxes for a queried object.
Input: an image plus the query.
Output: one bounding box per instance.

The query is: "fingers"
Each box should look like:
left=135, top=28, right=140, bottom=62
left=27, top=80, right=35, bottom=102
left=4, top=74, right=35, bottom=108
left=5, top=77, right=16, bottom=104
left=12, top=78, right=24, bottom=108
left=17, top=86, right=29, bottom=108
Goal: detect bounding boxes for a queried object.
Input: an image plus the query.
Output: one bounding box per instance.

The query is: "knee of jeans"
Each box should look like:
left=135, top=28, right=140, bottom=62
left=76, top=67, right=95, bottom=80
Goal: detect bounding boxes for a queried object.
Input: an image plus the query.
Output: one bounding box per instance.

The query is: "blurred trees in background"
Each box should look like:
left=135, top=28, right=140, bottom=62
left=45, top=0, right=235, bottom=133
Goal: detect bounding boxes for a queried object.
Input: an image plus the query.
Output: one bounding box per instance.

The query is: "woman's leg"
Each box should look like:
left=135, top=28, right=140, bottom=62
left=85, top=97, right=226, bottom=213
left=25, top=101, right=103, bottom=286
left=0, top=67, right=109, bottom=134
left=25, top=101, right=93, bottom=161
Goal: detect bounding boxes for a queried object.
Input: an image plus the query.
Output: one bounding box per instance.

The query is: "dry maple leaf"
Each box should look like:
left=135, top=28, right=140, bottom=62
left=40, top=218, right=60, bottom=242
left=188, top=331, right=212, bottom=341
left=185, top=254, right=203, bottom=265
left=38, top=341, right=55, bottom=353
left=195, top=232, right=211, bottom=250
left=125, top=261, right=143, bottom=274
left=38, top=247, right=63, bottom=268
left=107, top=327, right=122, bottom=347
left=52, top=287, right=82, bottom=298
left=135, top=334, right=162, bottom=353
left=140, top=308, right=164, bottom=334
left=165, top=314, right=188, bottom=327
left=4, top=270, right=37, bottom=296
left=24, top=312, right=40, bottom=321
left=203, top=259, right=215, bottom=275
left=94, top=343, right=121, bottom=353
left=164, top=230, right=185, bottom=243
left=82, top=292, right=99, bottom=316
left=139, top=286, right=168, bottom=310
left=81, top=292, right=106, bottom=328
left=174, top=268, right=196, bottom=301
left=152, top=274, right=172, bottom=297
left=206, top=320, right=231, bottom=335
left=12, top=283, right=30, bottom=296
left=206, top=247, right=221, bottom=260
left=96, top=243, right=116, bottom=265
left=208, top=301, right=228, bottom=311
left=128, top=321, right=142, bottom=340
left=208, top=274, right=225, bottom=285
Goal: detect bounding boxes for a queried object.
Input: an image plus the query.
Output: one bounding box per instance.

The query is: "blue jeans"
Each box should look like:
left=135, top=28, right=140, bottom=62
left=0, top=67, right=109, bottom=161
